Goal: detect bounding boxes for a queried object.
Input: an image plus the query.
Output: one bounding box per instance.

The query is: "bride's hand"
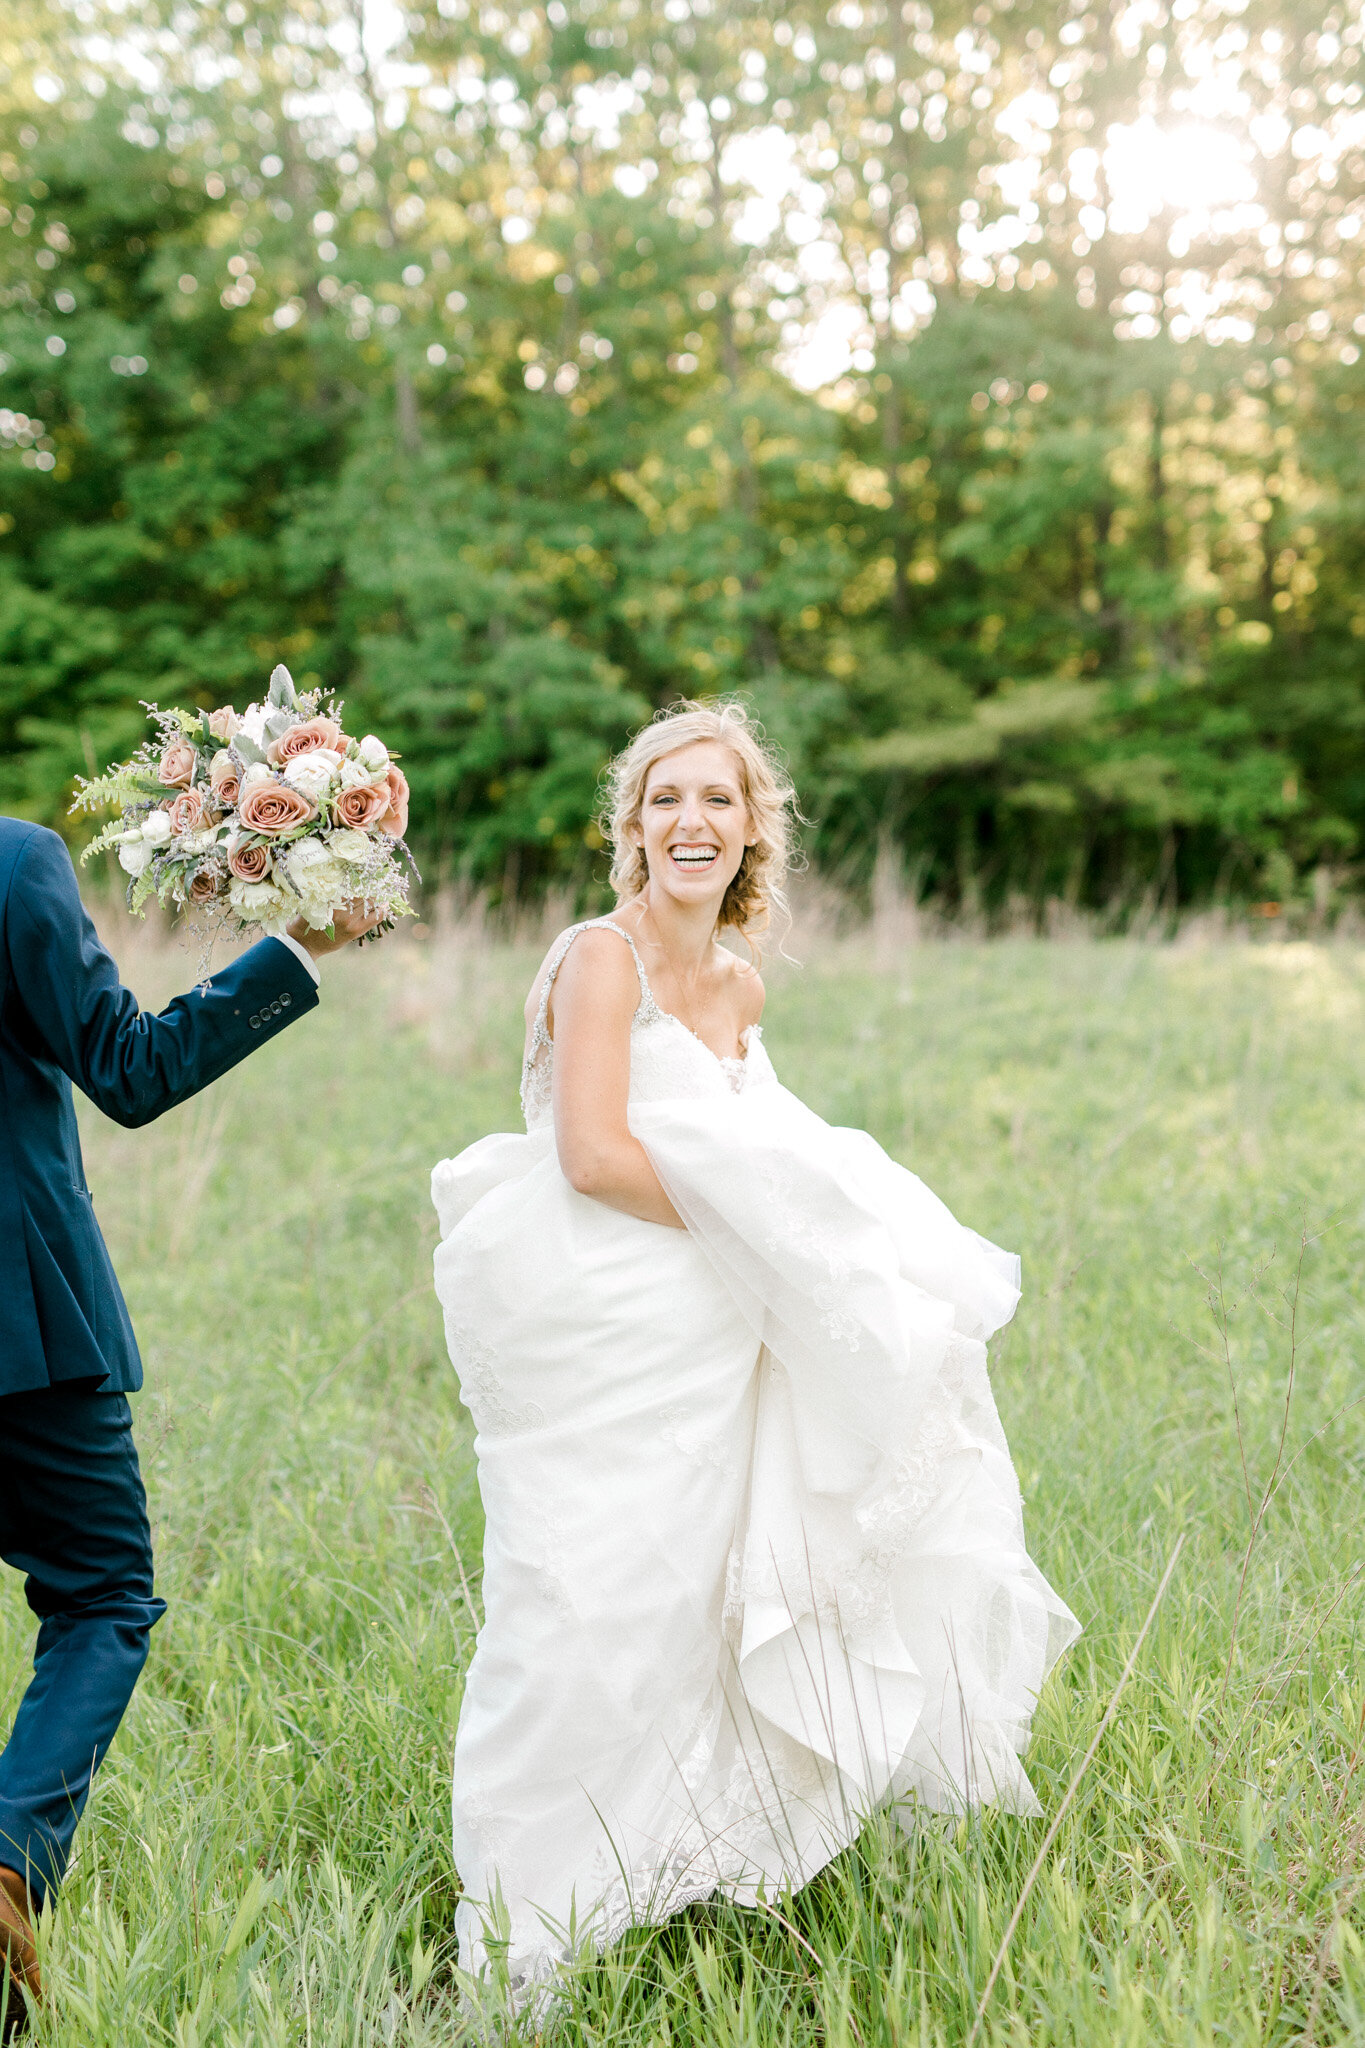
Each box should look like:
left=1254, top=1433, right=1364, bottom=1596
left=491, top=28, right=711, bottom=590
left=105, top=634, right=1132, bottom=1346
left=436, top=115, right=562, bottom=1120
left=548, top=928, right=685, bottom=1228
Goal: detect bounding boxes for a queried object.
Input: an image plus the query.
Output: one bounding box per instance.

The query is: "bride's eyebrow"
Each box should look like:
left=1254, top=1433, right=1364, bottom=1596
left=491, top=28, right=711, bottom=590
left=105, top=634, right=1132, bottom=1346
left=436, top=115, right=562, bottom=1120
left=649, top=783, right=739, bottom=796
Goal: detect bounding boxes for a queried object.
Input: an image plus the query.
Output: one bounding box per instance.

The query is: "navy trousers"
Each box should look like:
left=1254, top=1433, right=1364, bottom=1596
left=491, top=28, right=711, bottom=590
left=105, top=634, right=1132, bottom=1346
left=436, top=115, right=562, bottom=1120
left=0, top=1385, right=164, bottom=1906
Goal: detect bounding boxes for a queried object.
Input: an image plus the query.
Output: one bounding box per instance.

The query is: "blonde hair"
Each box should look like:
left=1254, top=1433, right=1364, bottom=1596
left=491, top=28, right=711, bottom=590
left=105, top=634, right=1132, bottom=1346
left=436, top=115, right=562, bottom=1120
left=602, top=699, right=798, bottom=945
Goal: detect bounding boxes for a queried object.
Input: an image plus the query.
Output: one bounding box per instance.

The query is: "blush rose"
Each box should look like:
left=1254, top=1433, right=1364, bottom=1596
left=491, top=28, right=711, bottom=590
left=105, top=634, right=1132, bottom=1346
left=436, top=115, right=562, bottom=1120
left=209, top=751, right=241, bottom=807
left=167, top=786, right=214, bottom=836
left=207, top=707, right=239, bottom=742
left=188, top=866, right=222, bottom=902
left=378, top=764, right=409, bottom=838
left=237, top=780, right=317, bottom=836
left=159, top=737, right=197, bottom=789
left=332, top=779, right=392, bottom=831
left=226, top=838, right=271, bottom=882
left=267, top=715, right=345, bottom=766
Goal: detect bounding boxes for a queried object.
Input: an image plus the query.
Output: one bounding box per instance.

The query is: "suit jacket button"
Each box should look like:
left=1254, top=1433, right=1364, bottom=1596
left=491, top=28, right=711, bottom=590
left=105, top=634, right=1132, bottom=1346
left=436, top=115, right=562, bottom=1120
left=280, top=993, right=291, bottom=1007
left=249, top=1014, right=261, bottom=1028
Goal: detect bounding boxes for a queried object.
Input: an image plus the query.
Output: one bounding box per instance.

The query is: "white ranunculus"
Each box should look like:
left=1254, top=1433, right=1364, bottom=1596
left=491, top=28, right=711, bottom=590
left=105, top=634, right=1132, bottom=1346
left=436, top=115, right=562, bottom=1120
left=282, top=752, right=340, bottom=806
left=118, top=838, right=152, bottom=876
left=239, top=761, right=273, bottom=791
left=358, top=734, right=390, bottom=772
left=327, top=827, right=371, bottom=864
left=141, top=810, right=173, bottom=845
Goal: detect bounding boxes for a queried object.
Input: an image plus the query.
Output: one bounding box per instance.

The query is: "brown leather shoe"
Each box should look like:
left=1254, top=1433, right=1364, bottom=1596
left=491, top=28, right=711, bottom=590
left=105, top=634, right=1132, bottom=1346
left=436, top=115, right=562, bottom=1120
left=0, top=1867, right=40, bottom=2041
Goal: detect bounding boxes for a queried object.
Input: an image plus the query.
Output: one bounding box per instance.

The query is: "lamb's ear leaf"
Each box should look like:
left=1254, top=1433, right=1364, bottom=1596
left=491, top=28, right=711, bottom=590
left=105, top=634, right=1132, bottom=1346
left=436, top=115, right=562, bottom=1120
left=268, top=664, right=297, bottom=710
left=263, top=708, right=294, bottom=741
left=234, top=732, right=266, bottom=766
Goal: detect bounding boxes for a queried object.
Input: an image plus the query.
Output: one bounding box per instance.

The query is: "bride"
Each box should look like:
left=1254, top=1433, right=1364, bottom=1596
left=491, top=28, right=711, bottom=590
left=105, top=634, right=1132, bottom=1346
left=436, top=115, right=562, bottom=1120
left=431, top=701, right=1078, bottom=2000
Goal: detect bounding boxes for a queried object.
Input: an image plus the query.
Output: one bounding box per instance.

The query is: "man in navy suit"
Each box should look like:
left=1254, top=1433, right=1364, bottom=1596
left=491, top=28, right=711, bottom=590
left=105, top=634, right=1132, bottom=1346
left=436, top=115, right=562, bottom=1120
left=0, top=815, right=375, bottom=2035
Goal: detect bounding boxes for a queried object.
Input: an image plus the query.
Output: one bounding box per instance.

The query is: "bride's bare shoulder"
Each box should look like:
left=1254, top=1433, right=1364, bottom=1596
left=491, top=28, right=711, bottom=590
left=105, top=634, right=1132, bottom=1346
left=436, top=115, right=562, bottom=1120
left=524, top=922, right=639, bottom=1036
left=719, top=945, right=766, bottom=1027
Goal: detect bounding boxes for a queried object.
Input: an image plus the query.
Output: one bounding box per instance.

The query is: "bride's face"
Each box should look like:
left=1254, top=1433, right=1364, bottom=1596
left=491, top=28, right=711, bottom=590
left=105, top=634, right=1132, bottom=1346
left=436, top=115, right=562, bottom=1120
left=634, top=741, right=754, bottom=910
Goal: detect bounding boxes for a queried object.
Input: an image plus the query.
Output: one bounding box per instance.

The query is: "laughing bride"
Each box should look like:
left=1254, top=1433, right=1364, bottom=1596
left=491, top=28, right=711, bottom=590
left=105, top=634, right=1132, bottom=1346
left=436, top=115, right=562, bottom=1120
left=430, top=700, right=1078, bottom=2000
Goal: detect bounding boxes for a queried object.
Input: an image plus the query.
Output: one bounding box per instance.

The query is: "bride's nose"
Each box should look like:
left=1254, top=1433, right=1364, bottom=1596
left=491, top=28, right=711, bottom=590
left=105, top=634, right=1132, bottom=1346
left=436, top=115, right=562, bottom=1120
left=678, top=792, right=707, bottom=831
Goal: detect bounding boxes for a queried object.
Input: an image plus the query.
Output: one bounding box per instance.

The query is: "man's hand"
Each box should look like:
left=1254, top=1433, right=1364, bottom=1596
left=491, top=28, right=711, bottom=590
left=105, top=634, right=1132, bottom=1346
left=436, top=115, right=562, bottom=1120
left=287, top=900, right=386, bottom=961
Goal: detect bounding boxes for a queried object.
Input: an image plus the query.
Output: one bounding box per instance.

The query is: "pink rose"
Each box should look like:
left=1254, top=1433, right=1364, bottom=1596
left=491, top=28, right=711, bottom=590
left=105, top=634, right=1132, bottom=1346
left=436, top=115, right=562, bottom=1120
left=378, top=764, right=409, bottom=838
left=267, top=715, right=345, bottom=767
left=207, top=707, right=239, bottom=742
left=209, top=751, right=240, bottom=807
left=226, top=838, right=271, bottom=882
left=159, top=737, right=196, bottom=788
left=188, top=865, right=222, bottom=903
left=237, top=780, right=317, bottom=837
left=332, top=780, right=392, bottom=831
left=167, top=785, right=215, bottom=836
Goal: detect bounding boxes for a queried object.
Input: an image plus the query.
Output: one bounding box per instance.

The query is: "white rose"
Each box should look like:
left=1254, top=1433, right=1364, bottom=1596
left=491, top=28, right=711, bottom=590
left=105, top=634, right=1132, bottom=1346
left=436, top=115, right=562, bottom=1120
left=118, top=838, right=152, bottom=876
left=339, top=757, right=380, bottom=791
left=239, top=760, right=273, bottom=792
left=141, top=810, right=173, bottom=845
left=326, top=827, right=371, bottom=864
left=184, top=828, right=219, bottom=854
left=282, top=752, right=341, bottom=805
left=358, top=734, right=389, bottom=772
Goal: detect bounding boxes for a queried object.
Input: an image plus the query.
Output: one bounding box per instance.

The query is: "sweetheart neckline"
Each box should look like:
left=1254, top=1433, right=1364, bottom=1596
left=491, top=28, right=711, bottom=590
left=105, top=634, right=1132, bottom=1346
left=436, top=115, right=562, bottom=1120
left=650, top=1010, right=759, bottom=1073
left=592, top=916, right=759, bottom=1071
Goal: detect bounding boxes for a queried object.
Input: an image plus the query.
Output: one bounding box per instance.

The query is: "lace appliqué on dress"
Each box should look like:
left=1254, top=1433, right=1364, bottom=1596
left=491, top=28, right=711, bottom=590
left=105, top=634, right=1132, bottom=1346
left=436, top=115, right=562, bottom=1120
left=446, top=1317, right=547, bottom=1438
left=659, top=1404, right=741, bottom=1480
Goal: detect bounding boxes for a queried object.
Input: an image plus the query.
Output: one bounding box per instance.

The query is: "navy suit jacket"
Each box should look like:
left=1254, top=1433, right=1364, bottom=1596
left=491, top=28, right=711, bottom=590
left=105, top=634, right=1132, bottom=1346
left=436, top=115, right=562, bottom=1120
left=0, top=816, right=318, bottom=1396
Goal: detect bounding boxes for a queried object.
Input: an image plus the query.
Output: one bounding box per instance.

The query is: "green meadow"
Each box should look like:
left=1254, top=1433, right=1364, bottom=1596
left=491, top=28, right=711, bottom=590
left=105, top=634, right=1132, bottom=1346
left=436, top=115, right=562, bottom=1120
left=5, top=913, right=1365, bottom=2046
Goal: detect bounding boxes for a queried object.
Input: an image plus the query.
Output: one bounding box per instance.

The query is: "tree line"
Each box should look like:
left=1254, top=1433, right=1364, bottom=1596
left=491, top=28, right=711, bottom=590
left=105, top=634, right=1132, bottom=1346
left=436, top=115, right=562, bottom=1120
left=1, top=0, right=1361, bottom=911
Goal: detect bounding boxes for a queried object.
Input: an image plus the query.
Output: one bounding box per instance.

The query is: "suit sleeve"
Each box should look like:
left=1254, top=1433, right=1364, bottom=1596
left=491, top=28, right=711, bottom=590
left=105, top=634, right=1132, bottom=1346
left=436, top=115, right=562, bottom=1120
left=7, top=827, right=320, bottom=1129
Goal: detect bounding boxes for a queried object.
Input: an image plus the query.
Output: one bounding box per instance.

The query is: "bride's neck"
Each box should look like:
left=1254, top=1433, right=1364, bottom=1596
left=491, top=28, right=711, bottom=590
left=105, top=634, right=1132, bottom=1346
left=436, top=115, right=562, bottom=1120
left=629, top=887, right=718, bottom=974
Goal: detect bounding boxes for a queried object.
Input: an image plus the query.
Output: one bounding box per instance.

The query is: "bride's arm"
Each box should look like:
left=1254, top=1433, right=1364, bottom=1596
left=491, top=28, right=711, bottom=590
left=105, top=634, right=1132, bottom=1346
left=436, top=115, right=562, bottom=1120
left=549, top=930, right=684, bottom=1228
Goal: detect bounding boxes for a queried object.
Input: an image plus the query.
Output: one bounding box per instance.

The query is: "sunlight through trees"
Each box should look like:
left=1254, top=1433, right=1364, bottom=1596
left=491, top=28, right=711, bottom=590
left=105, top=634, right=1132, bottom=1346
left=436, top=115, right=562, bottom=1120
left=3, top=0, right=1364, bottom=909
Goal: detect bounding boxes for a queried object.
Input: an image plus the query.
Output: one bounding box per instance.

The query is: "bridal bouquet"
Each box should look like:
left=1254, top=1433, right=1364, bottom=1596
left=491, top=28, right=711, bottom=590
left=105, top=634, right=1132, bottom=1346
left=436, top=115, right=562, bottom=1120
left=71, top=665, right=415, bottom=941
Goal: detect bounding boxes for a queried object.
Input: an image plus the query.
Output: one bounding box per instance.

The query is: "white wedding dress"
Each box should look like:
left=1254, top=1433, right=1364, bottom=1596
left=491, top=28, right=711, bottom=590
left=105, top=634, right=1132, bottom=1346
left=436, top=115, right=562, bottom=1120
left=431, top=919, right=1078, bottom=2000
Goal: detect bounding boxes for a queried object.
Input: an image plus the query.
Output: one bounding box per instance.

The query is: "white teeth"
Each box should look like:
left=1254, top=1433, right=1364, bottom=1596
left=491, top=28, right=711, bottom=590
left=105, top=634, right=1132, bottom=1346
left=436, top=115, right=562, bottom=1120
left=670, top=847, right=717, bottom=866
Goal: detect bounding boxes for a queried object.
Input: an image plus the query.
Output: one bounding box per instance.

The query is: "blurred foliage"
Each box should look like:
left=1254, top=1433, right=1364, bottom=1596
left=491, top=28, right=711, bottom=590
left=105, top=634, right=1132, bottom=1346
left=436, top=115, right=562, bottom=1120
left=3, top=0, right=1365, bottom=907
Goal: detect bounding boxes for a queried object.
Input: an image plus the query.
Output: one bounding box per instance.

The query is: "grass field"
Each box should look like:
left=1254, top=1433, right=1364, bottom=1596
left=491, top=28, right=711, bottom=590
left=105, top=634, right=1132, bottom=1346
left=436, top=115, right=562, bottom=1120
left=5, top=911, right=1365, bottom=2046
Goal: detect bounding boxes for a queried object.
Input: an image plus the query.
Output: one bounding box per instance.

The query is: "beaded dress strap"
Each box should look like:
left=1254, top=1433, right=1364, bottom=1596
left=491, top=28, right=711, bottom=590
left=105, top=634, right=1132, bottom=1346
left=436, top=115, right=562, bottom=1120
left=523, top=919, right=660, bottom=1079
